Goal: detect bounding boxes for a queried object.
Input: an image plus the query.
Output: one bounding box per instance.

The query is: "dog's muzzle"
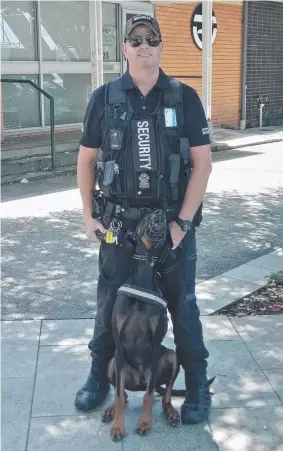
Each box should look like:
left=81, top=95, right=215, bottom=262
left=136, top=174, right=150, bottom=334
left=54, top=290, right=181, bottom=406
left=136, top=208, right=167, bottom=250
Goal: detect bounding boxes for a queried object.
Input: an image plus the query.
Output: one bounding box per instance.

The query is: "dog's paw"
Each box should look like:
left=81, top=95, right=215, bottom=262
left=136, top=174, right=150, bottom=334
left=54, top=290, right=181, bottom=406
left=102, top=404, right=115, bottom=423
left=110, top=422, right=125, bottom=441
left=136, top=418, right=152, bottom=436
left=164, top=404, right=180, bottom=427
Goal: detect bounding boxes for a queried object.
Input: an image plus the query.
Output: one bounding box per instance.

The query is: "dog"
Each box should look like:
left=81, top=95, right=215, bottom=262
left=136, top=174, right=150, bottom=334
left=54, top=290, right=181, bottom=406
left=101, top=209, right=184, bottom=441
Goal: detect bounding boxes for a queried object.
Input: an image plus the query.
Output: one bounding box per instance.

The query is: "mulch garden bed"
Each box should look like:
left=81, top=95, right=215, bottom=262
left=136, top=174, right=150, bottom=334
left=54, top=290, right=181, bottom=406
left=213, top=283, right=283, bottom=316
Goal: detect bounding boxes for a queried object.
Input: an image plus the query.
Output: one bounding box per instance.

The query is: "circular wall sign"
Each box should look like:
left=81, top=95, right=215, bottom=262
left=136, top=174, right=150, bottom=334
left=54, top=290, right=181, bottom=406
left=191, top=3, right=217, bottom=50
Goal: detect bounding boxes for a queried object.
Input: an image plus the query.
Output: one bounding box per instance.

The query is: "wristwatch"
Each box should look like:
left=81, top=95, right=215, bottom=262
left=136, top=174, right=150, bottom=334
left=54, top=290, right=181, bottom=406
left=175, top=217, right=193, bottom=232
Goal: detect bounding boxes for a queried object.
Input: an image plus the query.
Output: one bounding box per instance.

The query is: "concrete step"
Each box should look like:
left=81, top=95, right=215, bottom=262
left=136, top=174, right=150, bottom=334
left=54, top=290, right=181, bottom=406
left=1, top=149, right=78, bottom=178
left=1, top=130, right=81, bottom=160
left=1, top=140, right=79, bottom=161
left=1, top=165, right=77, bottom=185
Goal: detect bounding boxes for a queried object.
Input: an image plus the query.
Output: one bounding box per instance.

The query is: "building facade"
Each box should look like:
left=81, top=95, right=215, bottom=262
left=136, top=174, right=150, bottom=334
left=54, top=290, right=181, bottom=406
left=245, top=1, right=283, bottom=128
left=157, top=1, right=243, bottom=128
left=1, top=1, right=282, bottom=136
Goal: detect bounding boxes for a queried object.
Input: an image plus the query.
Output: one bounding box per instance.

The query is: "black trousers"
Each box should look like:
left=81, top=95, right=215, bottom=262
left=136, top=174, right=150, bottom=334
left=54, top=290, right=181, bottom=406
left=89, top=229, right=209, bottom=372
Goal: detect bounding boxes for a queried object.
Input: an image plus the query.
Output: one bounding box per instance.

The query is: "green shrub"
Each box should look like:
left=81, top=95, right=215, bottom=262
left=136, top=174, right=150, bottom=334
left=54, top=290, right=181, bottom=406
left=265, top=270, right=283, bottom=285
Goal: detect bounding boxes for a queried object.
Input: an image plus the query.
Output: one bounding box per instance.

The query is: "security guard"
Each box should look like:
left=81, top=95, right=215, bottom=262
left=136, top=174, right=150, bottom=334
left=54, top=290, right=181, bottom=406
left=75, top=15, right=213, bottom=425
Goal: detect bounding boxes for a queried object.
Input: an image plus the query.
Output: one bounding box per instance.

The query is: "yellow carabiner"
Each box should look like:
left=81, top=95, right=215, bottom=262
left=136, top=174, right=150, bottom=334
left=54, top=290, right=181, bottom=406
left=105, top=231, right=114, bottom=244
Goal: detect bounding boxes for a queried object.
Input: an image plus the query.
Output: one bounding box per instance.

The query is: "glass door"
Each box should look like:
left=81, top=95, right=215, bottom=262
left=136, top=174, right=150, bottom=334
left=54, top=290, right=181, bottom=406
left=1, top=0, right=41, bottom=130
left=102, top=2, right=121, bottom=84
left=39, top=0, right=93, bottom=126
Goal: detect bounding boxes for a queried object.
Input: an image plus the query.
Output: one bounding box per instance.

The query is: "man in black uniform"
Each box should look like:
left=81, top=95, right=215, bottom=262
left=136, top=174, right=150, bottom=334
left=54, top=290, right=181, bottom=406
left=75, top=15, right=213, bottom=425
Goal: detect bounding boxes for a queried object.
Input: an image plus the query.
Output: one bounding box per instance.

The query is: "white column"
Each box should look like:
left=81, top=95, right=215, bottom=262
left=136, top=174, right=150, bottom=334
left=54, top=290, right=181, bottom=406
left=202, top=1, right=212, bottom=121
left=90, top=0, right=104, bottom=90
left=36, top=0, right=44, bottom=127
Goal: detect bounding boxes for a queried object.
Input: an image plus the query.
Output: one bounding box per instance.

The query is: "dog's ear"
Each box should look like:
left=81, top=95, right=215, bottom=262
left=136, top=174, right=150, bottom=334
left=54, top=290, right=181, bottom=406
left=116, top=314, right=129, bottom=334
left=148, top=312, right=168, bottom=343
left=148, top=314, right=160, bottom=336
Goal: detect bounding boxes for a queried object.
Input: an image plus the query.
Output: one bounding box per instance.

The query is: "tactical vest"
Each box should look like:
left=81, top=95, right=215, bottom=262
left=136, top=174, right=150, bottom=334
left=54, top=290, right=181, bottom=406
left=96, top=76, right=193, bottom=213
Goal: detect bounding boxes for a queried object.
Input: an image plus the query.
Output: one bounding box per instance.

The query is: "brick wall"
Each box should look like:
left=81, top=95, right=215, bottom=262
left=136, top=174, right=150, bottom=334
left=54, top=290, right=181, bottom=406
left=156, top=2, right=243, bottom=128
left=246, top=1, right=283, bottom=128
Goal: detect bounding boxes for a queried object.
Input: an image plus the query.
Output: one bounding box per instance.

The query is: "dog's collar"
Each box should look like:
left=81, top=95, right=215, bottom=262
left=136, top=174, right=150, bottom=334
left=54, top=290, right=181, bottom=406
left=132, top=254, right=159, bottom=262
left=118, top=284, right=167, bottom=310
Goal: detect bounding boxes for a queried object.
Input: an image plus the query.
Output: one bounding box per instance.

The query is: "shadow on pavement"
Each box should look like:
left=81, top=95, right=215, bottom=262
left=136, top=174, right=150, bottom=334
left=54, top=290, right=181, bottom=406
left=2, top=186, right=283, bottom=320
left=197, top=186, right=283, bottom=282
left=1, top=210, right=99, bottom=320
left=1, top=173, right=78, bottom=202
left=212, top=148, right=263, bottom=163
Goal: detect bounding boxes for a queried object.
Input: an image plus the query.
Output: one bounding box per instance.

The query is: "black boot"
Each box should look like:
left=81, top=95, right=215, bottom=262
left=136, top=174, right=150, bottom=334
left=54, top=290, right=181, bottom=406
left=75, top=361, right=110, bottom=411
left=181, top=362, right=215, bottom=424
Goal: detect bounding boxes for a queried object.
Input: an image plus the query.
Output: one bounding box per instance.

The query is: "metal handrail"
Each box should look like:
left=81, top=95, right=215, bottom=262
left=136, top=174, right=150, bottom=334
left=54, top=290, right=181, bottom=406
left=1, top=78, right=56, bottom=169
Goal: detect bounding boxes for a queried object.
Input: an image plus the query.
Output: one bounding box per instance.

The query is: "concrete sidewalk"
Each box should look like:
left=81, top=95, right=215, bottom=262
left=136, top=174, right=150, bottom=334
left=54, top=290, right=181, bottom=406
left=2, top=125, right=283, bottom=184
left=2, top=125, right=283, bottom=155
left=2, top=248, right=283, bottom=451
left=212, top=125, right=283, bottom=151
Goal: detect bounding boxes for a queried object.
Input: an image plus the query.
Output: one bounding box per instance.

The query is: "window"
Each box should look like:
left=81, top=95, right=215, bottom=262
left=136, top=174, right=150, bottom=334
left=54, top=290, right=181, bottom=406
left=0, top=1, right=37, bottom=61
left=40, top=1, right=90, bottom=62
left=2, top=75, right=40, bottom=129
left=102, top=3, right=119, bottom=62
left=43, top=73, right=91, bottom=125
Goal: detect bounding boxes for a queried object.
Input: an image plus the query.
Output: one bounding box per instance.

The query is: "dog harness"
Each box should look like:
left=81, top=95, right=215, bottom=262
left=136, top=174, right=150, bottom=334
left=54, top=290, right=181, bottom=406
left=117, top=284, right=167, bottom=310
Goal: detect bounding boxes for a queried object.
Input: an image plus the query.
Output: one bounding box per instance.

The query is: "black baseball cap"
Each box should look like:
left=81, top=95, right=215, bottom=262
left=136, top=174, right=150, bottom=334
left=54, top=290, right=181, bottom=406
left=124, top=15, right=162, bottom=42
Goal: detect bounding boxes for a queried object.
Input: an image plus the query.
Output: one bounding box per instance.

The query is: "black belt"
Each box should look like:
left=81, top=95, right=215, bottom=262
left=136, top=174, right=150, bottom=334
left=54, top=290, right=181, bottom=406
left=104, top=199, right=157, bottom=221
left=103, top=199, right=179, bottom=223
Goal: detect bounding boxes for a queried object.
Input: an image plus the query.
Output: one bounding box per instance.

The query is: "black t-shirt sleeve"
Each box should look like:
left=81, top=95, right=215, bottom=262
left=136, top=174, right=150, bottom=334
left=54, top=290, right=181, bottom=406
left=79, top=86, right=105, bottom=149
left=183, top=86, right=211, bottom=147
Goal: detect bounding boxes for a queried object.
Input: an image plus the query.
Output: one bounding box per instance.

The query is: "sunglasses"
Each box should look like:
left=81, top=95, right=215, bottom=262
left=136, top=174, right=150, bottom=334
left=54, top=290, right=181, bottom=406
left=126, top=35, right=162, bottom=48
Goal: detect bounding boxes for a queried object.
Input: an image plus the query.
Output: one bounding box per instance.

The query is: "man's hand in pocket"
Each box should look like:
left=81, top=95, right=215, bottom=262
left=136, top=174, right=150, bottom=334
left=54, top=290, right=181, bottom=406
left=84, top=216, right=107, bottom=241
left=169, top=221, right=186, bottom=250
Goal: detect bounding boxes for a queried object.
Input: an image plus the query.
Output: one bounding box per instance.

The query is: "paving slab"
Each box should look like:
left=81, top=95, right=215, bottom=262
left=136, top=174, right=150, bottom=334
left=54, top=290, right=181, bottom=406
left=210, top=369, right=281, bottom=409
left=209, top=406, right=283, bottom=451
left=196, top=289, right=233, bottom=315
left=122, top=392, right=218, bottom=451
left=2, top=377, right=34, bottom=451
left=1, top=320, right=41, bottom=343
left=197, top=275, right=259, bottom=301
left=40, top=319, right=94, bottom=346
left=161, top=336, right=280, bottom=408
left=206, top=341, right=281, bottom=408
left=230, top=316, right=283, bottom=342
left=32, top=373, right=114, bottom=417
left=263, top=370, right=283, bottom=403
left=32, top=344, right=99, bottom=416
left=36, top=344, right=91, bottom=379
left=248, top=254, right=283, bottom=272
left=200, top=316, right=240, bottom=341
left=1, top=320, right=40, bottom=378
left=27, top=415, right=123, bottom=451
left=163, top=315, right=240, bottom=345
left=221, top=263, right=272, bottom=286
left=241, top=341, right=283, bottom=370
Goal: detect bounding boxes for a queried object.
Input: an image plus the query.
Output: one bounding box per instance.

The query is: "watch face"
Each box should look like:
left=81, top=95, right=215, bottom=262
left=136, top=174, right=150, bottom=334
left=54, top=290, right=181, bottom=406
left=177, top=218, right=191, bottom=232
